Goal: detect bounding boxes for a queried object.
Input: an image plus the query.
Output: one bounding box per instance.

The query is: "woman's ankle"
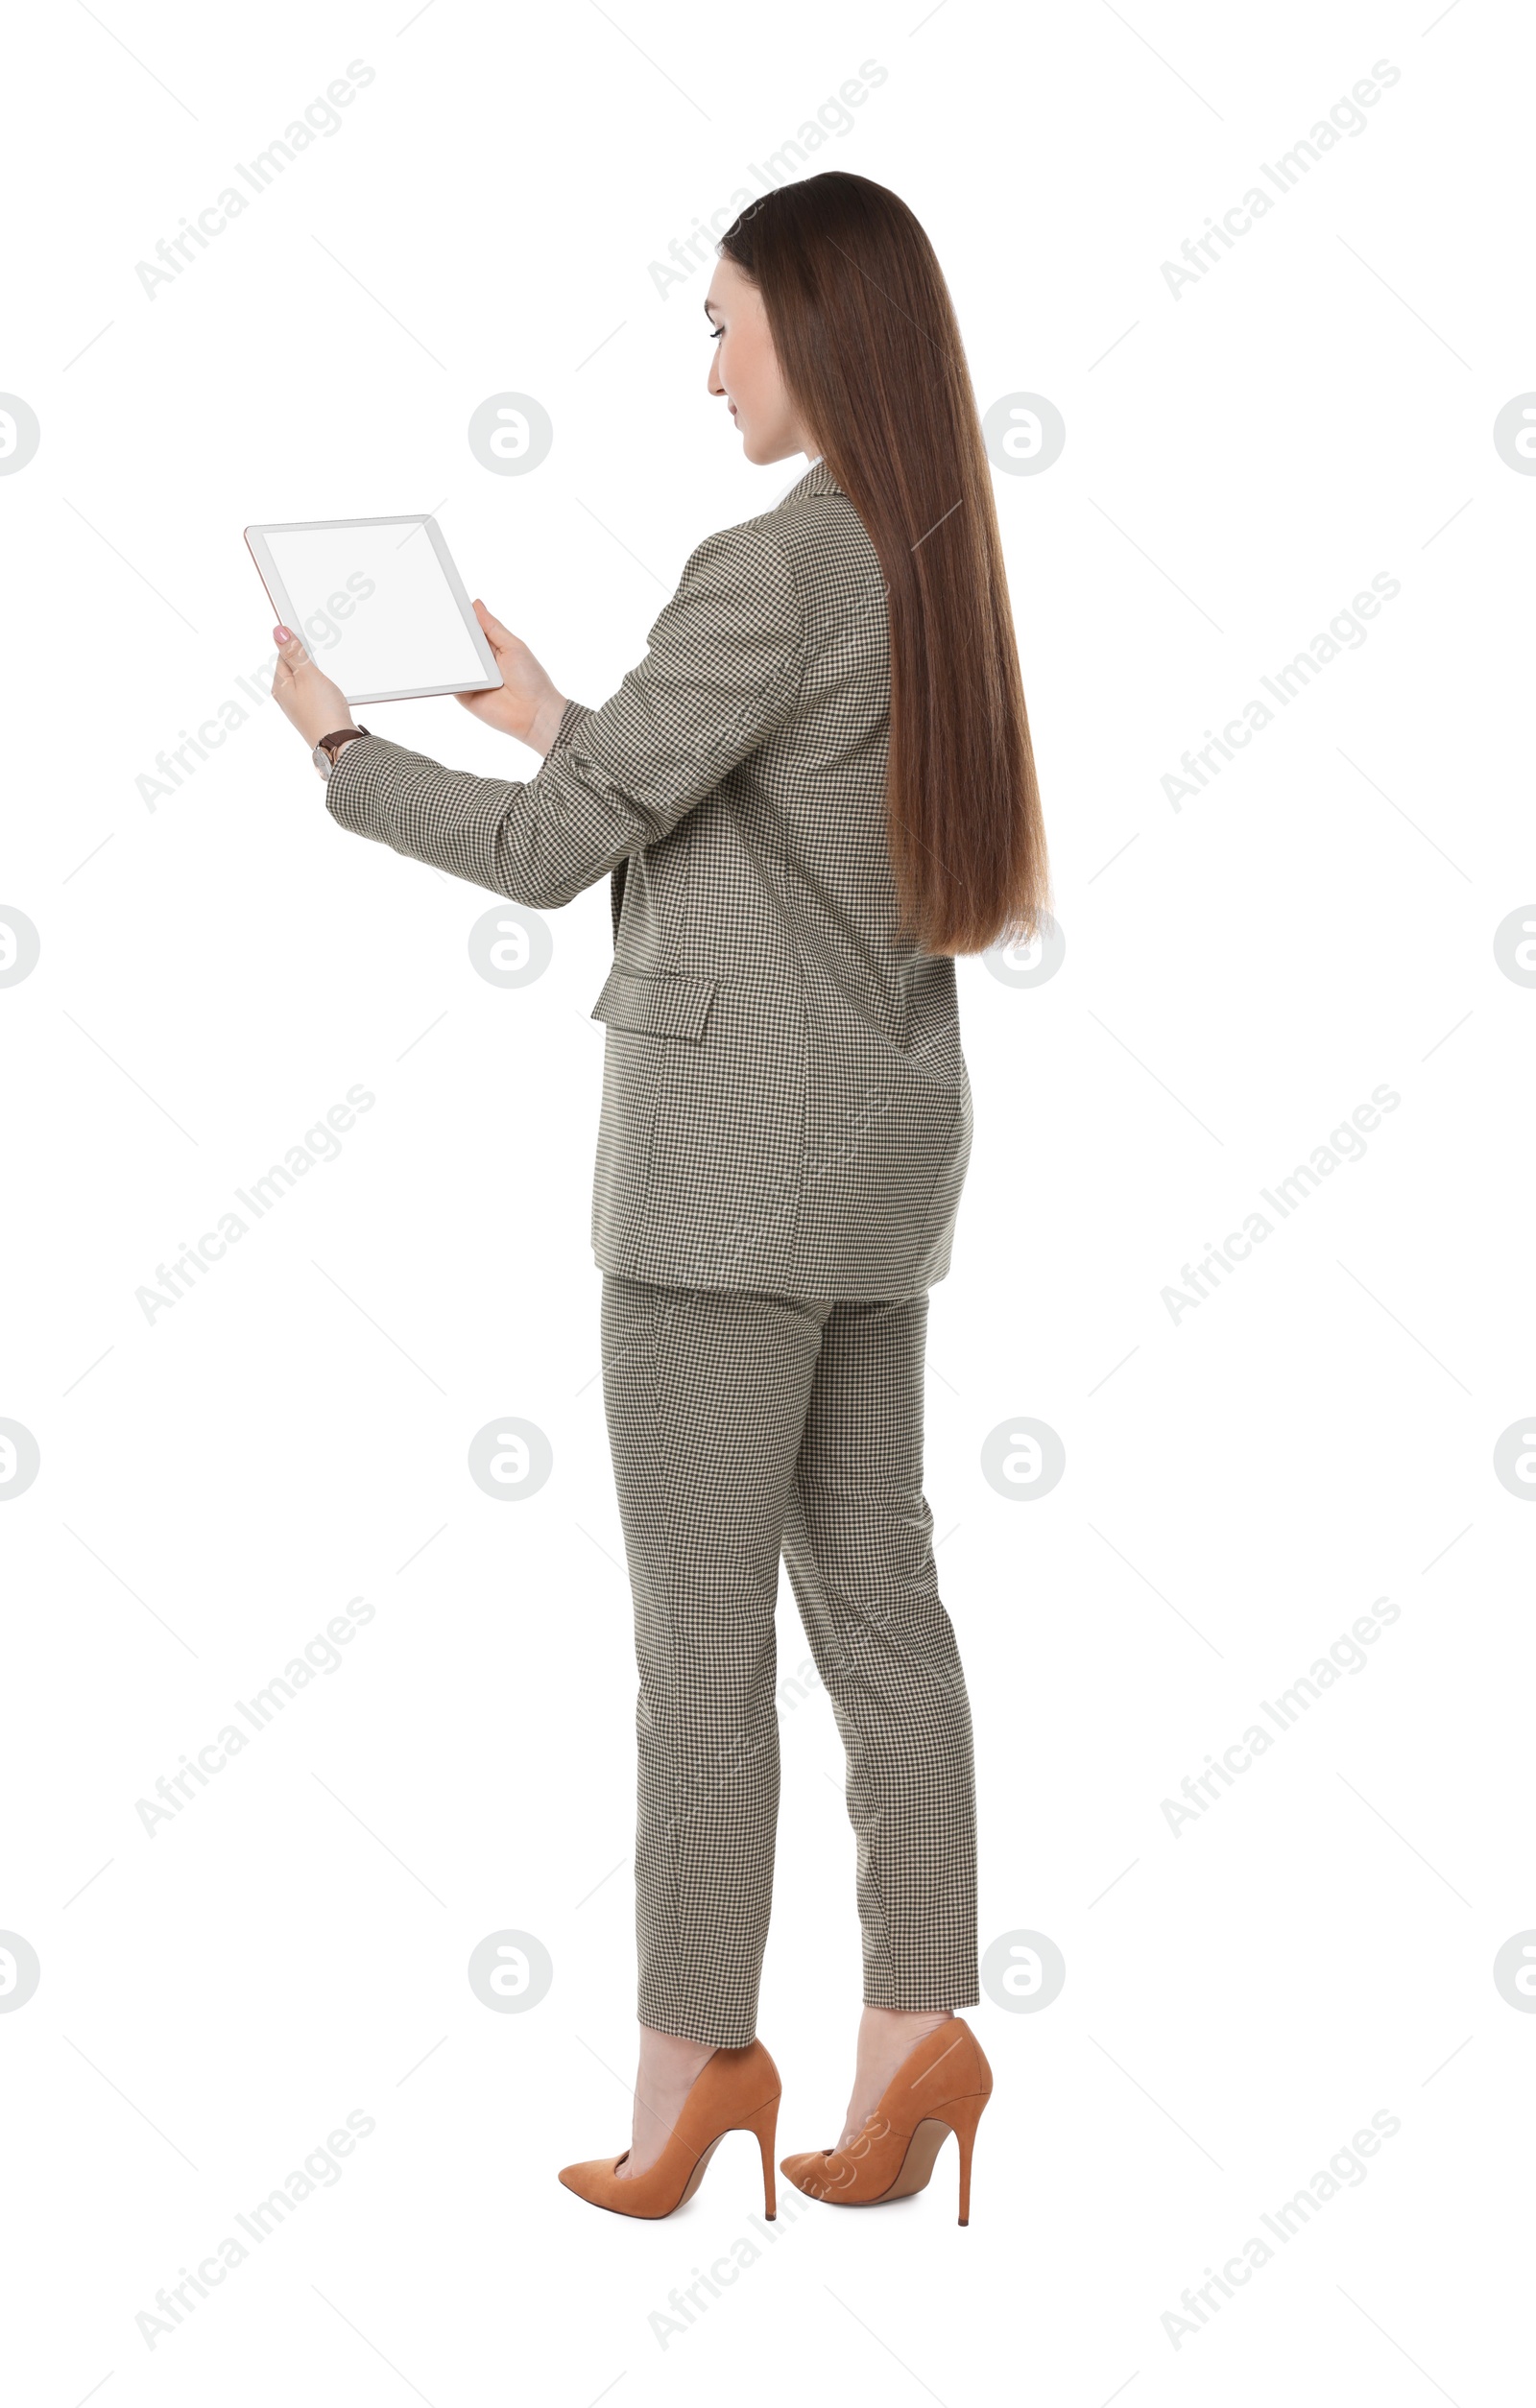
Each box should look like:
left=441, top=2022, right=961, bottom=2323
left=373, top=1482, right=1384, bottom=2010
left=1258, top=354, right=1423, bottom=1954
left=637, top=2025, right=718, bottom=2072
left=860, top=2005, right=955, bottom=2040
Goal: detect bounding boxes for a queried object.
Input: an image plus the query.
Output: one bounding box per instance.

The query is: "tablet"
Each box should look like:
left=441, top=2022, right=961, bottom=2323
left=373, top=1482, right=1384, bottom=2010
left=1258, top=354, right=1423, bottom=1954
left=244, top=514, right=504, bottom=704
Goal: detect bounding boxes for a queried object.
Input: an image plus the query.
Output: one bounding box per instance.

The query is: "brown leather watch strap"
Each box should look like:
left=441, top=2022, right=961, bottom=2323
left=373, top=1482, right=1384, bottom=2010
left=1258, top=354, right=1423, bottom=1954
left=319, top=726, right=371, bottom=762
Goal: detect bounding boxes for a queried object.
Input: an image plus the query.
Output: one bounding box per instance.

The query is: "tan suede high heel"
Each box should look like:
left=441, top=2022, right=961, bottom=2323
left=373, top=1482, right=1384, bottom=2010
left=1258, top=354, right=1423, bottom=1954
left=558, top=2039, right=781, bottom=2220
left=780, top=2018, right=993, bottom=2225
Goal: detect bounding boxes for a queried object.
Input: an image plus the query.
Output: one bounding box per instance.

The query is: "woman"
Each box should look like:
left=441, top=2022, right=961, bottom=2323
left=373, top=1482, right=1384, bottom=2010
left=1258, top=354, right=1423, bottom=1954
left=273, top=170, right=1047, bottom=2225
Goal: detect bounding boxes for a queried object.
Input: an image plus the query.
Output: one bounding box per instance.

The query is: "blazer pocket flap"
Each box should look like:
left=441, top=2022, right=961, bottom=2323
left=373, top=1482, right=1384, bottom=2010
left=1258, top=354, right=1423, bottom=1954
left=589, top=968, right=719, bottom=1042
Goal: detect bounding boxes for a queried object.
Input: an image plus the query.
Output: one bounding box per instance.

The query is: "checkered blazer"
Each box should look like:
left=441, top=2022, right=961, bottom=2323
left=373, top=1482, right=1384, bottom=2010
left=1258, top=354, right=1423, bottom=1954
left=324, top=460, right=972, bottom=1298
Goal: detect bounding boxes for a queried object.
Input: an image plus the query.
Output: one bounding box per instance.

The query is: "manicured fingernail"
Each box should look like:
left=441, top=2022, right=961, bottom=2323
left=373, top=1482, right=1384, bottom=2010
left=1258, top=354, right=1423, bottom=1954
left=273, top=625, right=292, bottom=643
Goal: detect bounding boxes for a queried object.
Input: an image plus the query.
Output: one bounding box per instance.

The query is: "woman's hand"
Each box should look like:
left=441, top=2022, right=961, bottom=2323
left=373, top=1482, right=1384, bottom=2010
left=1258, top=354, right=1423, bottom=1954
left=267, top=605, right=566, bottom=756
left=270, top=626, right=355, bottom=749
left=458, top=600, right=567, bottom=754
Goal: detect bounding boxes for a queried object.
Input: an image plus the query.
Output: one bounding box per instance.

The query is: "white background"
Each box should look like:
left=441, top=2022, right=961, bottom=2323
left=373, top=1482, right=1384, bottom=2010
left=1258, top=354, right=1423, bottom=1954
left=3, top=1, right=1531, bottom=2401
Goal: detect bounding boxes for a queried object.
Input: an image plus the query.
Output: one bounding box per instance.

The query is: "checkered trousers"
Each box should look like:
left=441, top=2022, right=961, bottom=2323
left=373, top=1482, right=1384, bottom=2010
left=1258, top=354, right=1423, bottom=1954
left=601, top=1272, right=978, bottom=2048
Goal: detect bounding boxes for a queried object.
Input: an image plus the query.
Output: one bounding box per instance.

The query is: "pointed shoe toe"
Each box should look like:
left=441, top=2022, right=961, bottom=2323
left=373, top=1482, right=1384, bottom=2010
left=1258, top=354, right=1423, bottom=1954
left=780, top=2148, right=838, bottom=2200
left=558, top=2156, right=625, bottom=2205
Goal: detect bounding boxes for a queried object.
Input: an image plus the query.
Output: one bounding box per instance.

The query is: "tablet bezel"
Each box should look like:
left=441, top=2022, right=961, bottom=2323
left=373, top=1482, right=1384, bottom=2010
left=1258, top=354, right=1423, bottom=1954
left=243, top=513, right=504, bottom=704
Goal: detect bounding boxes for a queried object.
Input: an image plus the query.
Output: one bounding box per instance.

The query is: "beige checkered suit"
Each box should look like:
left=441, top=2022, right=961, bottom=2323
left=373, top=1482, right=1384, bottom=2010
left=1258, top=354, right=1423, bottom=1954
left=322, top=462, right=980, bottom=2039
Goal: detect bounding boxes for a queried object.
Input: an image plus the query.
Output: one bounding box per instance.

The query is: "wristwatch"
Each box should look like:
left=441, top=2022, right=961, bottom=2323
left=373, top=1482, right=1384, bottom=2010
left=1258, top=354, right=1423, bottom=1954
left=312, top=726, right=372, bottom=780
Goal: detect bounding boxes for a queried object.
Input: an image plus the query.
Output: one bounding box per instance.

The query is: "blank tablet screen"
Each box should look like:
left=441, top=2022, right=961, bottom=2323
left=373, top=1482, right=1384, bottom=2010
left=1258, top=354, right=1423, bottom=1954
left=254, top=519, right=493, bottom=702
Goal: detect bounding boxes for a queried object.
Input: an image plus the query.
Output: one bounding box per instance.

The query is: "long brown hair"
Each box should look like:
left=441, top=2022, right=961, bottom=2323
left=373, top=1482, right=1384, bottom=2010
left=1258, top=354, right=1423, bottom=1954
left=720, top=172, right=1048, bottom=957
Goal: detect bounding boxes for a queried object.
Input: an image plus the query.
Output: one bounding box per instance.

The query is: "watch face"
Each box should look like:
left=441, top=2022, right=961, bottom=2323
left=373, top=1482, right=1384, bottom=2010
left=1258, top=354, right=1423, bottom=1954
left=313, top=729, right=366, bottom=777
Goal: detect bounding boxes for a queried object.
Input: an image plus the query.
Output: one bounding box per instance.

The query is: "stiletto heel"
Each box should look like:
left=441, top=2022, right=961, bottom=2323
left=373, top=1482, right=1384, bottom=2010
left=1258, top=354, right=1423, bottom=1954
left=559, top=2040, right=782, bottom=2220
left=780, top=2018, right=993, bottom=2218
left=944, top=2089, right=986, bottom=2225
left=740, top=2093, right=780, bottom=2219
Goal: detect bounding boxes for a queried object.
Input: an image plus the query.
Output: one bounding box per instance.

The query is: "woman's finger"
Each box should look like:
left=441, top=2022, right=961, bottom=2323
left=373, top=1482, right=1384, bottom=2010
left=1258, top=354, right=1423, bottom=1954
left=270, top=628, right=307, bottom=703
left=471, top=598, right=515, bottom=649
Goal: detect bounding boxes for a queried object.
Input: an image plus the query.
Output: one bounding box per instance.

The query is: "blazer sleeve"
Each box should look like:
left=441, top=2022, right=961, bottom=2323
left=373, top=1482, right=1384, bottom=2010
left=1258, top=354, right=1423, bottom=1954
left=322, top=518, right=805, bottom=911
